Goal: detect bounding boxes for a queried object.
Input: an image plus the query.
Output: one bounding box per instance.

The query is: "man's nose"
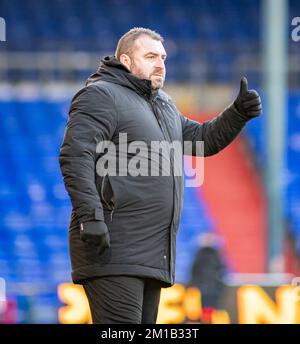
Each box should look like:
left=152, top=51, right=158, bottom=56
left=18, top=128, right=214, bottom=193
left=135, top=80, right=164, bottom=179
left=155, top=57, right=165, bottom=69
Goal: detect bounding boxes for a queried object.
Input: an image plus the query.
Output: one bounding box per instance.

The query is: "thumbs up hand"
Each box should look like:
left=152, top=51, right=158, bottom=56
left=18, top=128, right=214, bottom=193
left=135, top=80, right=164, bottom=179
left=234, top=77, right=262, bottom=118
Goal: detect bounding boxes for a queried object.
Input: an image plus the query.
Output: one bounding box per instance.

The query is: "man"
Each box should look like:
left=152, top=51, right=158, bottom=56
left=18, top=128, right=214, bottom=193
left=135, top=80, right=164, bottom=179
left=190, top=233, right=226, bottom=321
left=59, top=27, right=262, bottom=324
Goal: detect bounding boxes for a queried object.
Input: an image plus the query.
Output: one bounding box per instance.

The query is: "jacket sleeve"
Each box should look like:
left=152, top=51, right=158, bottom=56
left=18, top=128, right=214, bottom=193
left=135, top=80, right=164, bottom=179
left=180, top=103, right=251, bottom=157
left=59, top=84, right=117, bottom=223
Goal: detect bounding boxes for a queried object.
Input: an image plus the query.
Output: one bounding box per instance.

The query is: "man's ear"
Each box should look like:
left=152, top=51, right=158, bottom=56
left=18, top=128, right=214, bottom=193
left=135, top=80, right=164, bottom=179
left=119, top=54, right=131, bottom=71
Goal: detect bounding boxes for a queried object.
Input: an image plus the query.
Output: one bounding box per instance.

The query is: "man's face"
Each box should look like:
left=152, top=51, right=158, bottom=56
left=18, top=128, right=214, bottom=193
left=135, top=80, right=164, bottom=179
left=126, top=35, right=167, bottom=89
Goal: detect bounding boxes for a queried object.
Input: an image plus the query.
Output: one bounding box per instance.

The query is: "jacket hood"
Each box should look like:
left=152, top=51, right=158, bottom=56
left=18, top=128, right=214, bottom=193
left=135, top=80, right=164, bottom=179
left=85, top=55, right=158, bottom=99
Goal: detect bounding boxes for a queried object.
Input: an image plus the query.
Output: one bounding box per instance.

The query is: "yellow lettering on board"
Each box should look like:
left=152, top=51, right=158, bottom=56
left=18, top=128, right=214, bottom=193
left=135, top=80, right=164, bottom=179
left=238, top=285, right=300, bottom=324
left=184, top=287, right=202, bottom=321
left=57, top=283, right=92, bottom=324
left=156, top=284, right=186, bottom=324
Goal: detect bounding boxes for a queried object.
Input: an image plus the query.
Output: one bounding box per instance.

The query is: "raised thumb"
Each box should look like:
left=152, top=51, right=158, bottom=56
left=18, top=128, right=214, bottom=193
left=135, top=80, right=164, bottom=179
left=240, top=76, right=248, bottom=95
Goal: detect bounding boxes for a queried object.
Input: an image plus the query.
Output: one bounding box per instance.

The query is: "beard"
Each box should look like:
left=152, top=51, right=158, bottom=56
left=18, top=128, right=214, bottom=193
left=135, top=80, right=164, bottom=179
left=150, top=75, right=164, bottom=90
left=130, top=61, right=165, bottom=90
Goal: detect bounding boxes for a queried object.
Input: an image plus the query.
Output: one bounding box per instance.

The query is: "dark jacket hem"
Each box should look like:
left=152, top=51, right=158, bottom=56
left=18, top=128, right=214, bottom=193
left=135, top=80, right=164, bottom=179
left=71, top=263, right=173, bottom=288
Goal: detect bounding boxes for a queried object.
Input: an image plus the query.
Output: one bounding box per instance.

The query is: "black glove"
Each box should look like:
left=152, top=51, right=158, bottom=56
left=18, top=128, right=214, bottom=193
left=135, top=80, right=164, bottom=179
left=80, top=220, right=110, bottom=255
left=234, top=77, right=262, bottom=118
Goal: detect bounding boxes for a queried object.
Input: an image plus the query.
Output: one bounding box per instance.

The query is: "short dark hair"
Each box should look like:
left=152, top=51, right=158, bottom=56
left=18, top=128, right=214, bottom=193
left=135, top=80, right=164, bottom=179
left=115, top=27, right=164, bottom=60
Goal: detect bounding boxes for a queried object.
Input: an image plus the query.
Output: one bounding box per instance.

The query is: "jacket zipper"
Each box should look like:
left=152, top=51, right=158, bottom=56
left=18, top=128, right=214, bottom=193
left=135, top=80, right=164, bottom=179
left=151, top=98, right=176, bottom=281
left=151, top=99, right=169, bottom=141
left=151, top=100, right=171, bottom=142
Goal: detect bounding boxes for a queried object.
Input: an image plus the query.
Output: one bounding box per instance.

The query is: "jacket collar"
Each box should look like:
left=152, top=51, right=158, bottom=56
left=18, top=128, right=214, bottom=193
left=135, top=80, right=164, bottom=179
left=86, top=55, right=159, bottom=100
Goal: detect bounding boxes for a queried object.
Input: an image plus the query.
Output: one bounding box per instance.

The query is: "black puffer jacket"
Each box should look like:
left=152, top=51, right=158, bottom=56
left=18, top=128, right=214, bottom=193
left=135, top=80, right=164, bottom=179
left=59, top=56, right=252, bottom=286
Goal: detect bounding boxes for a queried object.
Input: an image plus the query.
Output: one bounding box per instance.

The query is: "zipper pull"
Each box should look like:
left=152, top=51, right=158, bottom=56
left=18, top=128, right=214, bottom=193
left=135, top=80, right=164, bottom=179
left=110, top=209, right=114, bottom=222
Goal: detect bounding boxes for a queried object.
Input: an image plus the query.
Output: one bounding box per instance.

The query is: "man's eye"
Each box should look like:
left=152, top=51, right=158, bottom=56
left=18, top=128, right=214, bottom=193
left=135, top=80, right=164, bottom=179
left=147, top=56, right=155, bottom=59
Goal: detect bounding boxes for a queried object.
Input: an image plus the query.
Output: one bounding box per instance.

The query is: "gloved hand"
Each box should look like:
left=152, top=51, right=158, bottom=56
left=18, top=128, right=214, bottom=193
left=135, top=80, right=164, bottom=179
left=80, top=220, right=110, bottom=255
left=234, top=77, right=262, bottom=118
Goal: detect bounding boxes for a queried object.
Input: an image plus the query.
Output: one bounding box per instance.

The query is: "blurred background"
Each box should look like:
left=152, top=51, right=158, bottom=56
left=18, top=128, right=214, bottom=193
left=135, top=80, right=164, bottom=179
left=0, top=0, right=299, bottom=323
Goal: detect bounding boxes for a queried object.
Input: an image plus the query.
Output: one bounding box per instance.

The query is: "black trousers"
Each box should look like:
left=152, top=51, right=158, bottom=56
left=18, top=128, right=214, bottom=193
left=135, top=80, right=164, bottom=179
left=82, top=276, right=162, bottom=324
